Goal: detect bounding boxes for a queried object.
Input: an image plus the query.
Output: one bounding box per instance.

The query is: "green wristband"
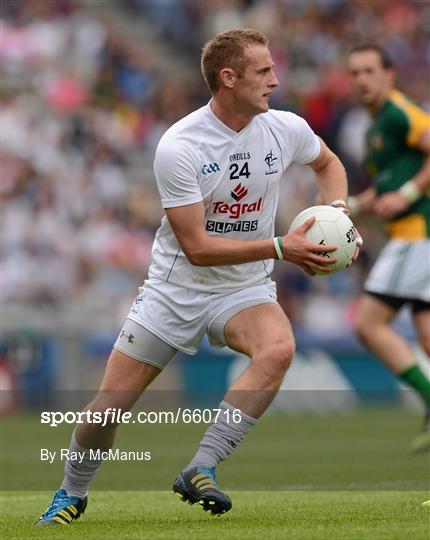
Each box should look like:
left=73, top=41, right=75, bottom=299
left=273, top=236, right=284, bottom=260
left=277, top=236, right=284, bottom=258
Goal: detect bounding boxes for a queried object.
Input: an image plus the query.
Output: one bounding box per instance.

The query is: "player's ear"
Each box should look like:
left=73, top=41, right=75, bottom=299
left=219, top=68, right=236, bottom=89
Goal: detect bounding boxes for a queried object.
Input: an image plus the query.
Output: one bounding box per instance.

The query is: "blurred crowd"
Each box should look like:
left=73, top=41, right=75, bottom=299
left=1, top=0, right=195, bottom=317
left=2, top=0, right=428, bottom=336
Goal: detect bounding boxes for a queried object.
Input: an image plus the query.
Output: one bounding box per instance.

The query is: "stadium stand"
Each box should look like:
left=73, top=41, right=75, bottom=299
left=1, top=0, right=428, bottom=352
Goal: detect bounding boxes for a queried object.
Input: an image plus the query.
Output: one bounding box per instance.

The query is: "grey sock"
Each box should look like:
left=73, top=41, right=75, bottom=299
left=184, top=400, right=257, bottom=471
left=60, top=431, right=104, bottom=498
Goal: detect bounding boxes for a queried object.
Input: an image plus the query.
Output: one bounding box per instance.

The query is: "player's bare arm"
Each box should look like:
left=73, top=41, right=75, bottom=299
left=307, top=138, right=348, bottom=203
left=374, top=129, right=430, bottom=218
left=165, top=202, right=337, bottom=273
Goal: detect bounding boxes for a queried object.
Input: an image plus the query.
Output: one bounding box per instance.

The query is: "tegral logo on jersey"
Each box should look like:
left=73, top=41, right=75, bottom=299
left=212, top=194, right=262, bottom=219
left=264, top=150, right=278, bottom=175
left=231, top=183, right=248, bottom=201
left=207, top=183, right=262, bottom=233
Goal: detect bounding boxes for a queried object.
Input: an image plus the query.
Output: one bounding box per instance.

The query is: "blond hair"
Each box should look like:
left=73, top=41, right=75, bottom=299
left=201, top=29, right=269, bottom=94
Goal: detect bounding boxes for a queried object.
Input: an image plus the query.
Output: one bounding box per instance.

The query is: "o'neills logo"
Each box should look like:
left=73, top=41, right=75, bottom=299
left=212, top=197, right=263, bottom=219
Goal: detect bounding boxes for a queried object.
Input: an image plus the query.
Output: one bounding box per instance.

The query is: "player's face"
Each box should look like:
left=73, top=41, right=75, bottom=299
left=348, top=51, right=393, bottom=107
left=234, top=45, right=279, bottom=114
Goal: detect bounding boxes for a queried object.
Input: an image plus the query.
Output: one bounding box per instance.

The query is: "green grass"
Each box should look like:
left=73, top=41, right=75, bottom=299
left=1, top=490, right=429, bottom=539
left=2, top=408, right=429, bottom=490
left=1, top=408, right=429, bottom=538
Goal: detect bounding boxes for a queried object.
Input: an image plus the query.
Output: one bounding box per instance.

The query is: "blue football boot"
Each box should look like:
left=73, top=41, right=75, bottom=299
left=36, top=489, right=87, bottom=525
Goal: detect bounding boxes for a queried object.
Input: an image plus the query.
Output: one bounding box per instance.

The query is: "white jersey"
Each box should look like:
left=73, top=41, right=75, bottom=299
left=149, top=102, right=320, bottom=292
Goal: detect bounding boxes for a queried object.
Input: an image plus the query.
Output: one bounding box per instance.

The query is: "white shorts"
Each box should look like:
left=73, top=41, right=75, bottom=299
left=122, top=278, right=278, bottom=356
left=365, top=239, right=430, bottom=302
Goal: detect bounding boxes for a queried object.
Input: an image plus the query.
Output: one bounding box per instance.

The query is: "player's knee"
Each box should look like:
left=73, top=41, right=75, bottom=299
left=355, top=314, right=373, bottom=344
left=259, top=340, right=295, bottom=381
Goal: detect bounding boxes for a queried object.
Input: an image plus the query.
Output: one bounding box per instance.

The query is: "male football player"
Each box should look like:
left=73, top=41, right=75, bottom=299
left=348, top=45, right=430, bottom=452
left=37, top=29, right=359, bottom=524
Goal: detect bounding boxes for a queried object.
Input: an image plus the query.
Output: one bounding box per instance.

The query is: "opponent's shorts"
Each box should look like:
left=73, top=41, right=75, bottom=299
left=366, top=292, right=430, bottom=314
left=364, top=239, right=430, bottom=302
left=113, top=278, right=278, bottom=369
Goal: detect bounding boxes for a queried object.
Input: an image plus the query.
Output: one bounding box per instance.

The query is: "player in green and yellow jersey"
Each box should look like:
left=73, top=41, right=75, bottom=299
left=347, top=45, right=430, bottom=452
